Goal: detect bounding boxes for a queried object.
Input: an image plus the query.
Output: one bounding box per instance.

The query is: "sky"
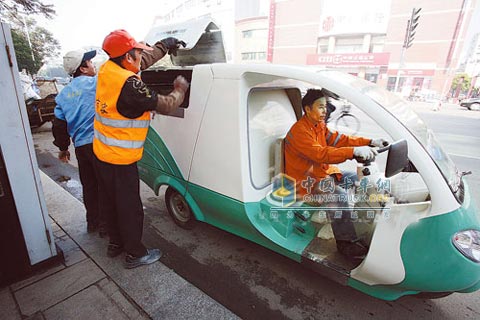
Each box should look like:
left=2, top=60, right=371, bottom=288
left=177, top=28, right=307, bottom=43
left=36, top=0, right=182, bottom=56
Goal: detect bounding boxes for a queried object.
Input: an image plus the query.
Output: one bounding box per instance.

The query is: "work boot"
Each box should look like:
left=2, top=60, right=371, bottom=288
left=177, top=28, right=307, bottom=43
left=107, top=243, right=124, bottom=258
left=337, top=240, right=368, bottom=258
left=125, top=249, right=162, bottom=269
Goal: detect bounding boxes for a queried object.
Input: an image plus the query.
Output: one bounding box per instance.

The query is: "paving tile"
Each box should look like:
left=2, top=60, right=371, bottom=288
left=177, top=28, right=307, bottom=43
left=10, top=264, right=65, bottom=292
left=25, top=312, right=45, bottom=319
left=96, top=278, right=149, bottom=320
left=14, top=259, right=106, bottom=317
left=55, top=237, right=87, bottom=267
left=0, top=287, right=22, bottom=319
left=41, top=173, right=86, bottom=231
left=90, top=252, right=181, bottom=316
left=43, top=285, right=129, bottom=320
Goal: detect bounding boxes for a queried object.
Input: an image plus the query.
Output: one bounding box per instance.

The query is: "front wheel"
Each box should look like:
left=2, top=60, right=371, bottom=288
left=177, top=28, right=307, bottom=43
left=165, top=187, right=196, bottom=229
left=335, top=113, right=360, bottom=135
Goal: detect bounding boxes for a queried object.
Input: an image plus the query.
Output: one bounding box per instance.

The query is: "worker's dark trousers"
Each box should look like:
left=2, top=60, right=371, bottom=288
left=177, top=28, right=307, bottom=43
left=75, top=143, right=103, bottom=228
left=307, top=171, right=359, bottom=242
left=94, top=156, right=147, bottom=257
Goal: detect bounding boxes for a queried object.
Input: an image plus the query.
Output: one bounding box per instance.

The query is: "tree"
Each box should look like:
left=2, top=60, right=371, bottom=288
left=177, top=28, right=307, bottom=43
left=11, top=28, right=40, bottom=73
left=1, top=1, right=58, bottom=74
left=0, top=0, right=55, bottom=19
left=10, top=17, right=60, bottom=74
left=450, top=74, right=472, bottom=93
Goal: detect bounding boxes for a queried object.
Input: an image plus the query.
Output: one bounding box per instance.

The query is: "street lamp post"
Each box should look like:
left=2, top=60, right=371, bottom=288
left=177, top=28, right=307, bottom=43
left=21, top=14, right=35, bottom=62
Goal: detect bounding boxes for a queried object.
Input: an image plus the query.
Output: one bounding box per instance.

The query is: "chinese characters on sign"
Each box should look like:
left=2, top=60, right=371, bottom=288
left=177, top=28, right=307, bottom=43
left=306, top=53, right=390, bottom=66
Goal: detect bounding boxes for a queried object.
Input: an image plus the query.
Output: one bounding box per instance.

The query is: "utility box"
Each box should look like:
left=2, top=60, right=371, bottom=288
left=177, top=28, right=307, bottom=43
left=0, top=22, right=58, bottom=285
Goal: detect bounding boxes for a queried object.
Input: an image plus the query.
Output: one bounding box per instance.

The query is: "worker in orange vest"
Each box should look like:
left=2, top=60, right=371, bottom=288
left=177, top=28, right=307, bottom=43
left=94, top=29, right=189, bottom=269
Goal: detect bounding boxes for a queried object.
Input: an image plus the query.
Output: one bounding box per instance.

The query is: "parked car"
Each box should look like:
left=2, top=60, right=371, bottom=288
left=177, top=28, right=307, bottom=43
left=460, top=97, right=480, bottom=111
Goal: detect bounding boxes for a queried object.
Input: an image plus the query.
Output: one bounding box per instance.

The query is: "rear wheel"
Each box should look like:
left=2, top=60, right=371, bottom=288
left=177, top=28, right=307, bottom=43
left=165, top=187, right=196, bottom=229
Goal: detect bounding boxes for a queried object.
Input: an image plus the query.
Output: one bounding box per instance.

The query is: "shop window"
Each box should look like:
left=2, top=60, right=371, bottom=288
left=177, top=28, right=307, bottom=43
left=335, top=36, right=363, bottom=53
left=365, top=73, right=378, bottom=83
left=387, top=77, right=406, bottom=92
left=242, top=29, right=268, bottom=38
left=243, top=30, right=253, bottom=38
left=241, top=52, right=267, bottom=61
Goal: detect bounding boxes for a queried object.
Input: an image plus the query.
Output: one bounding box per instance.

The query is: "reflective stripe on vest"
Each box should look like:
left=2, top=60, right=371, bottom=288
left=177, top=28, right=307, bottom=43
left=94, top=130, right=145, bottom=149
left=95, top=114, right=150, bottom=129
left=93, top=60, right=151, bottom=165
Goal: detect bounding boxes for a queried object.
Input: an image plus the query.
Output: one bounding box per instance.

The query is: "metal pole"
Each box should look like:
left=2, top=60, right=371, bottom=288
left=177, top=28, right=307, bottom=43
left=21, top=15, right=35, bottom=62
left=393, top=46, right=406, bottom=93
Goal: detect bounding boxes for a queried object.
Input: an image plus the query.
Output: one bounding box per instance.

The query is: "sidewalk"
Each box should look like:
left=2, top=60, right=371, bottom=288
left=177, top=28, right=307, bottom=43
left=0, top=171, right=238, bottom=320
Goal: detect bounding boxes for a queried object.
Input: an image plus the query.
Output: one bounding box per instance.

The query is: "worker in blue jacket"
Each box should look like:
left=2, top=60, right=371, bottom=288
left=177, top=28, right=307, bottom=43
left=52, top=49, right=106, bottom=236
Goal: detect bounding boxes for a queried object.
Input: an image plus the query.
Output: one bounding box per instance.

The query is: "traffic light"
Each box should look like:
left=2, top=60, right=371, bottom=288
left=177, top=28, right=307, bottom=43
left=404, top=8, right=422, bottom=49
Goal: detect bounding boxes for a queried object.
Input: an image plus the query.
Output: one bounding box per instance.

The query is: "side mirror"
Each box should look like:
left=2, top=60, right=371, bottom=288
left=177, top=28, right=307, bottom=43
left=383, top=140, right=409, bottom=178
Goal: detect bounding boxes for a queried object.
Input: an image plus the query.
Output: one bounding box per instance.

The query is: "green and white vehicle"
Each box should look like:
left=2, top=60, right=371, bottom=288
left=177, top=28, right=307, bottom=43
left=137, top=18, right=480, bottom=301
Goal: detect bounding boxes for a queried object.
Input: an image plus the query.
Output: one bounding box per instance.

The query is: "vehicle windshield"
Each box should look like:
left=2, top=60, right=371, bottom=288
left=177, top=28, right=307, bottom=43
left=325, top=71, right=460, bottom=194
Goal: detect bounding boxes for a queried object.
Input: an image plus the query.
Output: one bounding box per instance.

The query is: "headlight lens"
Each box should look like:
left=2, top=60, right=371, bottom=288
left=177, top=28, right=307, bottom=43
left=452, top=230, right=480, bottom=263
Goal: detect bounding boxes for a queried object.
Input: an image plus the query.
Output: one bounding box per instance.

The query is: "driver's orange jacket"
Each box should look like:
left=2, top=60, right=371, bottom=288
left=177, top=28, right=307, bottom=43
left=284, top=116, right=371, bottom=196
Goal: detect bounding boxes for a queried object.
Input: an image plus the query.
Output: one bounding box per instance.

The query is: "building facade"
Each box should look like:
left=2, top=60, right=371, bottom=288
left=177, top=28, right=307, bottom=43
left=267, top=0, right=479, bottom=97
left=153, top=0, right=235, bottom=61
left=235, top=17, right=269, bottom=63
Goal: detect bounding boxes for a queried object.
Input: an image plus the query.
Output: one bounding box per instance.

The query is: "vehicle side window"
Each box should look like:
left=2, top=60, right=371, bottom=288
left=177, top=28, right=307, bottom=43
left=329, top=98, right=430, bottom=204
left=248, top=89, right=298, bottom=189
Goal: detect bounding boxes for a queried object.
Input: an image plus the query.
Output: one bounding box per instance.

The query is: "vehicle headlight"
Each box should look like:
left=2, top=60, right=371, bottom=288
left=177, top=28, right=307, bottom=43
left=452, top=230, right=480, bottom=263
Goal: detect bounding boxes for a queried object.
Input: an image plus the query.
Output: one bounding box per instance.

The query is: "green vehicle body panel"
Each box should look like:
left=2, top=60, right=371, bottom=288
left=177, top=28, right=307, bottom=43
left=186, top=184, right=316, bottom=261
left=348, top=182, right=480, bottom=300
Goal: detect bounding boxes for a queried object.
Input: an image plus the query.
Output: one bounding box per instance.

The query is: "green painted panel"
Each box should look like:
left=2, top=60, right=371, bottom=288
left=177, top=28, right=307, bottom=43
left=186, top=183, right=317, bottom=261
left=139, top=127, right=184, bottom=181
left=349, top=182, right=480, bottom=300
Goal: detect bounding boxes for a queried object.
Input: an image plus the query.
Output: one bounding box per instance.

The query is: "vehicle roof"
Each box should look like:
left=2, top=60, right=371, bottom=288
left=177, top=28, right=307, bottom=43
left=208, top=63, right=323, bottom=80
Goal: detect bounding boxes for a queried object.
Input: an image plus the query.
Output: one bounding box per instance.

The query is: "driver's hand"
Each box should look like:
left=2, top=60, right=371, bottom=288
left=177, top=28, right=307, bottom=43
left=370, top=138, right=389, bottom=148
left=353, top=146, right=377, bottom=161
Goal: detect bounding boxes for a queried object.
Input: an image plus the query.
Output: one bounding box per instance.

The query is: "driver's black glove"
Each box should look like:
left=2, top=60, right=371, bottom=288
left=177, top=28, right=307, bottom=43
left=160, top=37, right=187, bottom=56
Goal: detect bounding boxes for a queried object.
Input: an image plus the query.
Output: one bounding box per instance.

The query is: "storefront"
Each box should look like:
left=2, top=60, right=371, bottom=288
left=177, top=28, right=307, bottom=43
left=306, top=52, right=390, bottom=83
left=386, top=69, right=436, bottom=97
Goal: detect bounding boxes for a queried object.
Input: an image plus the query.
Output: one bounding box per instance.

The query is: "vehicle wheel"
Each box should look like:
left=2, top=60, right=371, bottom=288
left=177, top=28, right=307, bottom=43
left=165, top=187, right=196, bottom=229
left=470, top=103, right=480, bottom=111
left=335, top=114, right=360, bottom=135
left=414, top=292, right=453, bottom=299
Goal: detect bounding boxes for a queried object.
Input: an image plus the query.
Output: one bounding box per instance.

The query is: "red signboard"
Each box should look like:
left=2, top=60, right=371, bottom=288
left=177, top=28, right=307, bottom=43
left=306, top=53, right=390, bottom=66
left=267, top=0, right=276, bottom=63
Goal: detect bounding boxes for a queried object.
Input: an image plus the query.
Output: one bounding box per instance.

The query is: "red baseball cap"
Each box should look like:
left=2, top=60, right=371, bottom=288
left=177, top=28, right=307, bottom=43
left=102, top=29, right=153, bottom=58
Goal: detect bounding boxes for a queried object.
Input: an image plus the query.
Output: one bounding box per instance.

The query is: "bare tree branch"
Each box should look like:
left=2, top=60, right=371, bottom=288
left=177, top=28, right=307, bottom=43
left=0, top=0, right=56, bottom=20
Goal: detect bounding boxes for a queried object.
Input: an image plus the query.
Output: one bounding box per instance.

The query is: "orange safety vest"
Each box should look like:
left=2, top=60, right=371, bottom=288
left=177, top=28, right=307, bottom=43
left=93, top=60, right=151, bottom=165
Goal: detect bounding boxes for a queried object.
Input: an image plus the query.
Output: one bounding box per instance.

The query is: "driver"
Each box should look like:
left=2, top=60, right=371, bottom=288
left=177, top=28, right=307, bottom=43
left=284, top=89, right=388, bottom=258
